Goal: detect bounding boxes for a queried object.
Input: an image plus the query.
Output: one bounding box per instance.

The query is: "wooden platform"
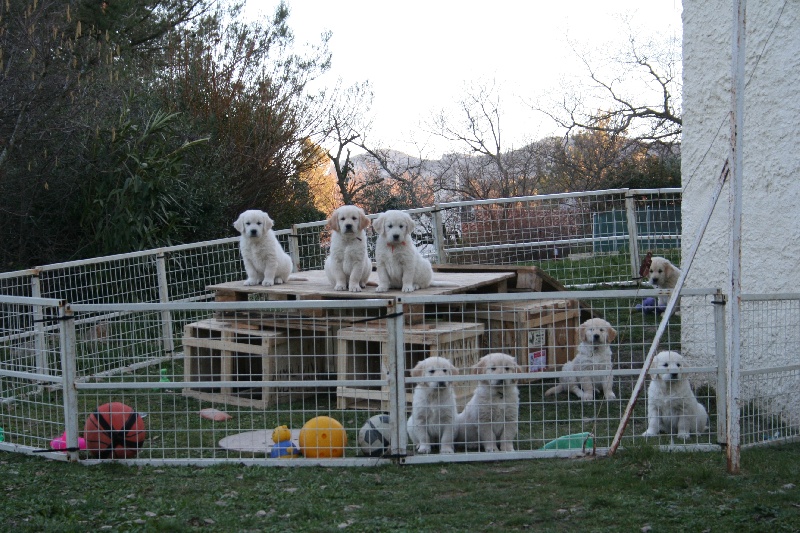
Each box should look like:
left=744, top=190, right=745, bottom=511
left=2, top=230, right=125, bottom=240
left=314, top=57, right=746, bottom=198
left=207, top=269, right=515, bottom=302
left=432, top=264, right=567, bottom=292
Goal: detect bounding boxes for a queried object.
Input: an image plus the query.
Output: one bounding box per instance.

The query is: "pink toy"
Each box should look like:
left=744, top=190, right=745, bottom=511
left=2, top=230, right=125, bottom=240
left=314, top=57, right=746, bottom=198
left=50, top=432, right=87, bottom=451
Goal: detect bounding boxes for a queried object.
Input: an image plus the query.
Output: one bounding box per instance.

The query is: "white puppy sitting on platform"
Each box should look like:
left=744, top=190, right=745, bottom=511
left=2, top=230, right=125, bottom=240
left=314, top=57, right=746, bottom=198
left=324, top=205, right=372, bottom=292
left=373, top=210, right=433, bottom=293
left=233, top=209, right=293, bottom=287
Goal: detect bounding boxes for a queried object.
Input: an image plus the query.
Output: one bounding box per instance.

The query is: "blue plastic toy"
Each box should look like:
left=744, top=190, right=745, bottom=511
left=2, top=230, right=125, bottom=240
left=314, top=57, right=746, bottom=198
left=269, top=425, right=300, bottom=458
left=635, top=297, right=666, bottom=314
left=269, top=440, right=300, bottom=458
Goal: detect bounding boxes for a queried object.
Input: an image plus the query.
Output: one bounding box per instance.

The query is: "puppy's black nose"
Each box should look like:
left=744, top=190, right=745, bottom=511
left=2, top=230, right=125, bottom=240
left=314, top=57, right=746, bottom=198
left=392, top=234, right=401, bottom=241
left=344, top=223, right=353, bottom=232
left=593, top=333, right=600, bottom=341
left=249, top=229, right=258, bottom=236
left=669, top=373, right=678, bottom=380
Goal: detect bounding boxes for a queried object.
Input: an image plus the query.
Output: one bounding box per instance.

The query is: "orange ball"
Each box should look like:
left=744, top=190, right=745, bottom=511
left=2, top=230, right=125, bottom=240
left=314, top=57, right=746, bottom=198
left=299, top=416, right=347, bottom=458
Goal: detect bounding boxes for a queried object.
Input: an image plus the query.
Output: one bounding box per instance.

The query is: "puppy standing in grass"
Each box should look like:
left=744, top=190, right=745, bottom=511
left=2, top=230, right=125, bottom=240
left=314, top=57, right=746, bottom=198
left=648, top=256, right=681, bottom=307
left=545, top=318, right=618, bottom=401
left=324, top=205, right=372, bottom=292
left=373, top=210, right=433, bottom=293
left=455, top=352, right=522, bottom=452
left=643, top=350, right=709, bottom=439
left=406, top=356, right=459, bottom=454
left=234, top=209, right=293, bottom=287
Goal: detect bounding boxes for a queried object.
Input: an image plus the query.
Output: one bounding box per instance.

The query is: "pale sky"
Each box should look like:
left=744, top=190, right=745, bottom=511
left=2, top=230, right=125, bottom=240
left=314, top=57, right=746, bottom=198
left=245, top=1, right=683, bottom=157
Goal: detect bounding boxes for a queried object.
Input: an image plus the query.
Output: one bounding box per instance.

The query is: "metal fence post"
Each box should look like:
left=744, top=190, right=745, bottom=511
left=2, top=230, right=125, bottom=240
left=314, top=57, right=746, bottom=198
left=289, top=225, right=301, bottom=272
left=432, top=204, right=446, bottom=264
left=59, top=301, right=80, bottom=462
left=625, top=191, right=641, bottom=280
left=386, top=301, right=407, bottom=460
left=156, top=252, right=175, bottom=358
left=30, top=269, right=50, bottom=376
left=712, top=289, right=728, bottom=445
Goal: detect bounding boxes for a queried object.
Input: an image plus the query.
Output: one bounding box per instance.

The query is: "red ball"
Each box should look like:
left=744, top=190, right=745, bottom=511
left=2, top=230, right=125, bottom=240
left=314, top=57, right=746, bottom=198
left=83, top=402, right=146, bottom=459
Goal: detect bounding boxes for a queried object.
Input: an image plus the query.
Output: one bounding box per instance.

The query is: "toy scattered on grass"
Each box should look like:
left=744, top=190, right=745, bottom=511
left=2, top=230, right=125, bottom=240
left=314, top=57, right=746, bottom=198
left=83, top=402, right=146, bottom=459
left=50, top=431, right=87, bottom=452
left=542, top=432, right=594, bottom=451
left=269, top=425, right=300, bottom=458
left=199, top=408, right=233, bottom=422
left=298, top=416, right=347, bottom=458
left=152, top=368, right=171, bottom=391
left=635, top=296, right=666, bottom=314
left=357, top=413, right=392, bottom=457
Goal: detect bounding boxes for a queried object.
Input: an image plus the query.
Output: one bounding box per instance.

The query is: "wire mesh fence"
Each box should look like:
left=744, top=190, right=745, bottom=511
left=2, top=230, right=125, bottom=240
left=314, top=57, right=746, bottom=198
left=0, top=188, right=796, bottom=466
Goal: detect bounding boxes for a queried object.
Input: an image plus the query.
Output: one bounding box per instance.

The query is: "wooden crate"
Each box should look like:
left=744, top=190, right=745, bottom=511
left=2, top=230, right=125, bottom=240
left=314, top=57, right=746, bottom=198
left=469, top=299, right=581, bottom=379
left=335, top=321, right=484, bottom=410
left=182, top=319, right=324, bottom=408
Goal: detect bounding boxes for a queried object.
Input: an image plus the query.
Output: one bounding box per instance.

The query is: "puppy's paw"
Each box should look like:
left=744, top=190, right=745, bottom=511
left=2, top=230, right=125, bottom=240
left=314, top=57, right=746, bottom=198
left=483, top=445, right=499, bottom=453
left=375, top=285, right=389, bottom=293
left=500, top=443, right=515, bottom=452
left=642, top=429, right=659, bottom=437
left=261, top=279, right=275, bottom=287
left=677, top=432, right=690, bottom=440
left=440, top=445, right=455, bottom=454
left=348, top=285, right=362, bottom=293
left=401, top=284, right=416, bottom=292
left=604, top=391, right=617, bottom=400
left=334, top=284, right=347, bottom=291
left=416, top=444, right=431, bottom=454
left=273, top=277, right=285, bottom=285
left=243, top=279, right=259, bottom=286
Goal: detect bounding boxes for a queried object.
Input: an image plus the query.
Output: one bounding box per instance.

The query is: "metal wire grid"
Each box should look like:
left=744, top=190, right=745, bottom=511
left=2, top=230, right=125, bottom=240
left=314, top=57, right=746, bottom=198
left=1, top=290, right=729, bottom=464
left=739, top=296, right=800, bottom=446
left=436, top=189, right=681, bottom=287
left=0, top=299, right=65, bottom=450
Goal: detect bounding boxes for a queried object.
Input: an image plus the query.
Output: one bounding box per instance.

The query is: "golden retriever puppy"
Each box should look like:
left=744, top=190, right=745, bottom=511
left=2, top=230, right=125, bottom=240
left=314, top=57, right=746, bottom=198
left=643, top=351, right=709, bottom=439
left=324, top=205, right=372, bottom=292
left=545, top=318, right=617, bottom=401
left=233, top=209, right=293, bottom=287
left=455, top=353, right=522, bottom=452
left=373, top=210, right=433, bottom=293
left=406, top=356, right=459, bottom=454
left=648, top=256, right=681, bottom=307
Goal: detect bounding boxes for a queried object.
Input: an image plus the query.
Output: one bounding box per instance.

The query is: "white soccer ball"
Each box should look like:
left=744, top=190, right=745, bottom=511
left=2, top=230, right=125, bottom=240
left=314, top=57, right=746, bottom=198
left=357, top=414, right=392, bottom=457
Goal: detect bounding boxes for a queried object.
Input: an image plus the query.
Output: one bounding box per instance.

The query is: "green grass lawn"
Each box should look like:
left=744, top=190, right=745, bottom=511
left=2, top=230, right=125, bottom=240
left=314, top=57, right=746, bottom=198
left=3, top=443, right=799, bottom=532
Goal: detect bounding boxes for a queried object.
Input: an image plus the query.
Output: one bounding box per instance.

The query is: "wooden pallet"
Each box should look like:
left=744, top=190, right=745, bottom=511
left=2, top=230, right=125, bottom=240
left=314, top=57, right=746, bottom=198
left=181, top=319, right=325, bottom=408
left=469, top=298, right=581, bottom=380
left=335, top=321, right=484, bottom=411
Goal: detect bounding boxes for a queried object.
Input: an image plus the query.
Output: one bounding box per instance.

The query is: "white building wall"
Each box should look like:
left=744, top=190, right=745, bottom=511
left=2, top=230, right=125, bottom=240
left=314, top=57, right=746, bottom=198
left=682, top=0, right=800, bottom=420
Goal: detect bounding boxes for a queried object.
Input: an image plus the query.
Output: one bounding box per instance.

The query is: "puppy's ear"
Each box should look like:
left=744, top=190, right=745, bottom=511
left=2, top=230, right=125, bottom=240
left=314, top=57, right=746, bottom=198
left=650, top=354, right=663, bottom=379
left=410, top=363, right=423, bottom=378
left=578, top=322, right=588, bottom=343
left=607, top=326, right=617, bottom=343
left=405, top=214, right=416, bottom=234
left=359, top=210, right=371, bottom=231
left=372, top=214, right=385, bottom=235
left=262, top=212, right=274, bottom=231
left=233, top=213, right=246, bottom=233
left=472, top=358, right=487, bottom=375
left=326, top=209, right=339, bottom=232
left=448, top=362, right=459, bottom=375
